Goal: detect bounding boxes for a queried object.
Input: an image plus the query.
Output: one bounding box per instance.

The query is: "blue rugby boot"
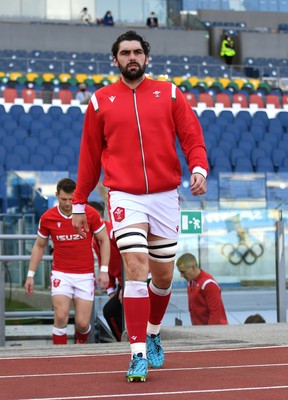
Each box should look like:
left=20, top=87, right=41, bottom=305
left=126, top=353, right=148, bottom=382
left=146, top=333, right=164, bottom=368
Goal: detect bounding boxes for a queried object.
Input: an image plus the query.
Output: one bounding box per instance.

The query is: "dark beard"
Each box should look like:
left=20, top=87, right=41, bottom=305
left=118, top=62, right=146, bottom=81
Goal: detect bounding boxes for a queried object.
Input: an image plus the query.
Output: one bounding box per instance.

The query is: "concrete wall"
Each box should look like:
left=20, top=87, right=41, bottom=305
left=0, top=19, right=287, bottom=65
left=0, top=21, right=209, bottom=56
left=209, top=27, right=288, bottom=64
left=197, top=9, right=288, bottom=30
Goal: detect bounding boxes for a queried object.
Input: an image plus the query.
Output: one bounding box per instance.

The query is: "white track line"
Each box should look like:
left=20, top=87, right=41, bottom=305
left=1, top=362, right=288, bottom=379
left=17, top=385, right=288, bottom=400
left=1, top=344, right=288, bottom=361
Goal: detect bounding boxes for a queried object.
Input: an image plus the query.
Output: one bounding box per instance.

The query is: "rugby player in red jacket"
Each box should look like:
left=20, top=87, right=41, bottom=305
left=25, top=178, right=110, bottom=345
left=176, top=253, right=228, bottom=325
left=72, top=31, right=209, bottom=381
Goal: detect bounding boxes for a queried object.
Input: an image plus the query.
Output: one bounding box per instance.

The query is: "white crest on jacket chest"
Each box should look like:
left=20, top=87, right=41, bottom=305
left=153, top=90, right=161, bottom=98
left=109, top=96, right=116, bottom=102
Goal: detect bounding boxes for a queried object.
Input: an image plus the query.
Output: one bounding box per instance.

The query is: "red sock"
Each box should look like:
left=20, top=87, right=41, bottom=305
left=53, top=334, right=67, bottom=345
left=124, top=296, right=150, bottom=344
left=124, top=281, right=150, bottom=344
left=148, top=282, right=171, bottom=325
left=75, top=326, right=91, bottom=344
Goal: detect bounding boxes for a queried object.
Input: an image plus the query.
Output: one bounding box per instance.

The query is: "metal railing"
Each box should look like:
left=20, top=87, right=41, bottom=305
left=0, top=218, right=286, bottom=346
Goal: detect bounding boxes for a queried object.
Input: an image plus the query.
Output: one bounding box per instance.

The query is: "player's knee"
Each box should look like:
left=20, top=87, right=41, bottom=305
left=148, top=239, right=179, bottom=263
left=115, top=228, right=148, bottom=254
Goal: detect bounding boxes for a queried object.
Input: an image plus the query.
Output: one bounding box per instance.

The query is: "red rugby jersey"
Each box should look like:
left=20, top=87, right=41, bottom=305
left=38, top=204, right=105, bottom=273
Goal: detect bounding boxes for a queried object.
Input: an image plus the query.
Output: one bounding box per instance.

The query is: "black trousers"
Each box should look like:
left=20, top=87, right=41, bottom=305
left=103, top=287, right=123, bottom=342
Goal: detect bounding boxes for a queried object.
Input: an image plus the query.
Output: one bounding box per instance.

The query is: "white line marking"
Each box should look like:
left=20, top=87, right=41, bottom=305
left=1, top=362, right=288, bottom=379
left=1, top=344, right=288, bottom=361
left=17, top=385, right=288, bottom=400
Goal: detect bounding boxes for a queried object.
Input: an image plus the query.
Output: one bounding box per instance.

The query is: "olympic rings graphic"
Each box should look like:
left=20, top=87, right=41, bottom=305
left=221, top=241, right=264, bottom=266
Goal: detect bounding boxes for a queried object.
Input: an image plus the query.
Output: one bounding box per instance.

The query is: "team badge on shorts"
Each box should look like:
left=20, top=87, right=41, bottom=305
left=113, top=207, right=125, bottom=222
left=53, top=278, right=61, bottom=288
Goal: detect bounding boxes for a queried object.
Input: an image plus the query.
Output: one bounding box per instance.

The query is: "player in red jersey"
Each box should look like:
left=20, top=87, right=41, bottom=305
left=89, top=201, right=123, bottom=342
left=24, top=178, right=110, bottom=345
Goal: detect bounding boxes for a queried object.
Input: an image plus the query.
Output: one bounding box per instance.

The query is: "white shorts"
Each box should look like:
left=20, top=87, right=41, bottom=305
left=50, top=271, right=95, bottom=301
left=108, top=189, right=180, bottom=239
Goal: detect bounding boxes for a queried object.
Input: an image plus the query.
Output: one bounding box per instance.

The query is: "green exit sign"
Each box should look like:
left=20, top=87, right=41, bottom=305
left=180, top=211, right=202, bottom=234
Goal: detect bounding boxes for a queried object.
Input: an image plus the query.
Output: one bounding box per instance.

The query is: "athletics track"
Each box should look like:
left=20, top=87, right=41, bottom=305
left=1, top=323, right=288, bottom=400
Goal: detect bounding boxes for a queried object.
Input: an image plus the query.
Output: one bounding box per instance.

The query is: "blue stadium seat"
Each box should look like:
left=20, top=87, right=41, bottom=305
left=255, top=157, right=275, bottom=173
left=272, top=148, right=287, bottom=169
left=3, top=119, right=18, bottom=135
left=218, top=110, right=234, bottom=123
left=249, top=123, right=265, bottom=143
left=258, top=141, right=273, bottom=157
left=204, top=125, right=221, bottom=142
left=38, top=128, right=55, bottom=143
left=67, top=106, right=82, bottom=119
left=200, top=109, right=217, bottom=123
left=253, top=111, right=269, bottom=128
left=13, top=144, right=30, bottom=163
left=58, top=146, right=75, bottom=160
left=48, top=106, right=64, bottom=119
left=28, top=105, right=45, bottom=119
left=9, top=105, right=25, bottom=122
left=276, top=111, right=288, bottom=130
left=52, top=155, right=70, bottom=170
left=18, top=113, right=33, bottom=131
left=263, top=133, right=278, bottom=148
left=209, top=147, right=227, bottom=167
left=70, top=137, right=81, bottom=153
left=38, top=114, right=53, bottom=128
left=12, top=127, right=29, bottom=144
left=239, top=130, right=256, bottom=144
left=29, top=154, right=47, bottom=170
left=68, top=164, right=79, bottom=175
left=268, top=118, right=284, bottom=136
left=278, top=158, right=288, bottom=172
left=234, top=157, right=254, bottom=172
left=217, top=140, right=233, bottom=156
left=230, top=148, right=246, bottom=169
left=238, top=140, right=254, bottom=156
left=213, top=156, right=232, bottom=170
left=71, top=121, right=83, bottom=135
left=23, top=136, right=39, bottom=152
left=5, top=153, right=23, bottom=170
left=58, top=114, right=73, bottom=128
left=220, top=131, right=238, bottom=146
left=0, top=145, right=7, bottom=164
left=30, top=120, right=46, bottom=136
left=45, top=137, right=61, bottom=152
left=233, top=117, right=248, bottom=131
left=35, top=144, right=53, bottom=164
left=3, top=136, right=17, bottom=152
left=50, top=121, right=66, bottom=135
left=251, top=148, right=267, bottom=168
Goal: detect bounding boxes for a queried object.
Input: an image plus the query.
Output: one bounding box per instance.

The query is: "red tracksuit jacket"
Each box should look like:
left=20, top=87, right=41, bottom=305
left=73, top=77, right=208, bottom=204
left=188, top=270, right=228, bottom=325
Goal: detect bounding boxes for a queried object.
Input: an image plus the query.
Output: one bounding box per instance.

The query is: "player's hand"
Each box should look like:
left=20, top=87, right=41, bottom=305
left=190, top=173, right=207, bottom=196
left=72, top=213, right=89, bottom=238
left=97, top=271, right=109, bottom=289
left=24, top=278, right=34, bottom=296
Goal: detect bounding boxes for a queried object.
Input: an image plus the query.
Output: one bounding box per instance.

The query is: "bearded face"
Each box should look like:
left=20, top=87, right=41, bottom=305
left=117, top=60, right=147, bottom=81
left=113, top=40, right=148, bottom=81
